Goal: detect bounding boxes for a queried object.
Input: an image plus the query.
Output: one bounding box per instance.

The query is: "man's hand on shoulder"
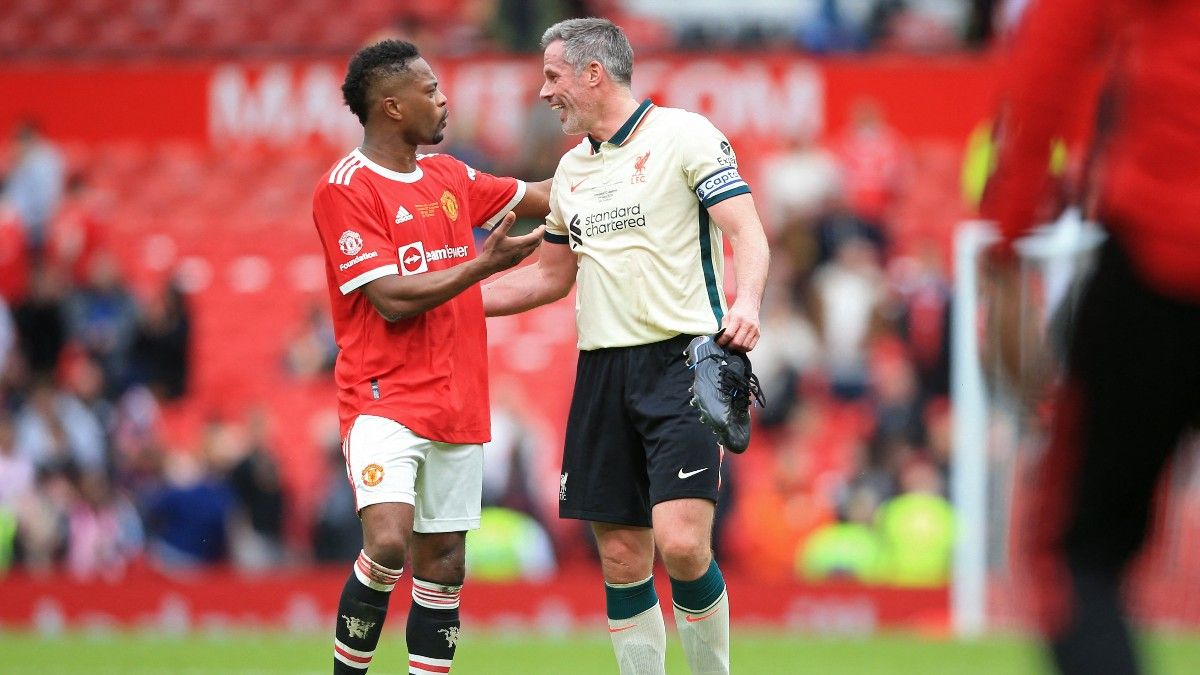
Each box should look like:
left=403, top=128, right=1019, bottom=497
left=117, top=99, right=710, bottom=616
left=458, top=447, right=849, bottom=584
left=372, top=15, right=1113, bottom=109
left=477, top=212, right=545, bottom=277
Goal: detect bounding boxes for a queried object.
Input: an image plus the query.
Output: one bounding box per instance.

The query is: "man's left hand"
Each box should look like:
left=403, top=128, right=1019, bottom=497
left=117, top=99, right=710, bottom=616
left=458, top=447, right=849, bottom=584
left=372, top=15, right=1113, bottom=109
left=718, top=304, right=760, bottom=352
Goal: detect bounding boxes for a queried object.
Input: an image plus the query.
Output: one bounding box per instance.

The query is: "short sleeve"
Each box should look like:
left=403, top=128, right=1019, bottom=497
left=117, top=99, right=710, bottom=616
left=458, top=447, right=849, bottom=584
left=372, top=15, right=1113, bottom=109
left=313, top=183, right=399, bottom=295
left=544, top=169, right=570, bottom=246
left=457, top=159, right=525, bottom=230
left=678, top=113, right=752, bottom=209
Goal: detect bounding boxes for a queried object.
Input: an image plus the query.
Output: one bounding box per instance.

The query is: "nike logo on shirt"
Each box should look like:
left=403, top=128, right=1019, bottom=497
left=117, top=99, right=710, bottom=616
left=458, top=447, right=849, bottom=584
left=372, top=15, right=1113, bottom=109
left=570, top=177, right=589, bottom=192
left=678, top=467, right=708, bottom=479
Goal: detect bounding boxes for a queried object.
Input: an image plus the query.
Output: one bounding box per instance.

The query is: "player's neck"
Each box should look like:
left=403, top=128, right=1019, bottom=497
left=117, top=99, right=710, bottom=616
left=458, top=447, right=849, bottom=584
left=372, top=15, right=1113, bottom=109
left=358, top=136, right=418, bottom=173
left=589, top=96, right=641, bottom=143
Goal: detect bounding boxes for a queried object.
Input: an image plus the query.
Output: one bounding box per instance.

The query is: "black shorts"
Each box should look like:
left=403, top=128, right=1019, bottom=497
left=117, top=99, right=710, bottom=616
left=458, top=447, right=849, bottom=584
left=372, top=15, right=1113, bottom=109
left=559, top=333, right=722, bottom=527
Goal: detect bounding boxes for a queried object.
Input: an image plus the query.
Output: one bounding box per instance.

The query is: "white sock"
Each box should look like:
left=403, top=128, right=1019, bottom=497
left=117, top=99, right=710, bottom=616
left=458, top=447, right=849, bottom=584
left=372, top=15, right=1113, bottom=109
left=607, top=603, right=667, bottom=675
left=673, top=589, right=730, bottom=675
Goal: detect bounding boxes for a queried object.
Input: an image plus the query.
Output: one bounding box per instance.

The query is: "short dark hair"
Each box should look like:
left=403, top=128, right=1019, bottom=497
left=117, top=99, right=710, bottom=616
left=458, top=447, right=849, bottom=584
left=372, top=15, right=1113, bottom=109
left=342, top=40, right=422, bottom=125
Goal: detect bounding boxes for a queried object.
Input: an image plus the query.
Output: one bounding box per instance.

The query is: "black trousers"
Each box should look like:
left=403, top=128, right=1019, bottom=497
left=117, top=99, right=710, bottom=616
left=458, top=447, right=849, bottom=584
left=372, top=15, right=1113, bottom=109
left=1028, top=238, right=1200, bottom=674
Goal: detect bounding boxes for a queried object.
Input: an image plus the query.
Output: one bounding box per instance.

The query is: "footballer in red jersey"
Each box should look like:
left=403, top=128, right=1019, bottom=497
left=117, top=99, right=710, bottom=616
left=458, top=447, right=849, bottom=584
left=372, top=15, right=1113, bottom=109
left=315, top=148, right=523, bottom=446
left=314, top=40, right=548, bottom=675
left=983, top=1, right=1200, bottom=673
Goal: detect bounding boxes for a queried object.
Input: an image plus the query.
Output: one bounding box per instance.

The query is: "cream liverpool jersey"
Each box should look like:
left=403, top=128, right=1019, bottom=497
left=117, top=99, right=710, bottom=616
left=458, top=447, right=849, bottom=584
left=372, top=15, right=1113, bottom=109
left=544, top=99, right=751, bottom=350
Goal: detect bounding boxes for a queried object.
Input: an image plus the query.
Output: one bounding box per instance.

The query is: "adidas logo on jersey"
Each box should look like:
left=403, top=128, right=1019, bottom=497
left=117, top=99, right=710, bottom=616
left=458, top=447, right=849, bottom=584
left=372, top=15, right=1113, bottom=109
left=395, top=206, right=413, bottom=224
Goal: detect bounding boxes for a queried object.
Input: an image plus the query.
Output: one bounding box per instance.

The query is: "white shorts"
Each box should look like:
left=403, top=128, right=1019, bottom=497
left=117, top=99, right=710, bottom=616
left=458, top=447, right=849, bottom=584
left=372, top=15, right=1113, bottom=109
left=343, top=414, right=482, bottom=533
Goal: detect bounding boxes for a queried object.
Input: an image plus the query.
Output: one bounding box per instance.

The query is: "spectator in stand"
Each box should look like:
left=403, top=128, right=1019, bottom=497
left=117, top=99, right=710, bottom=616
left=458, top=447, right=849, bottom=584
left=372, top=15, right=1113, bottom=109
left=759, top=133, right=842, bottom=242
left=65, top=251, right=140, bottom=397
left=834, top=98, right=908, bottom=226
left=982, top=1, right=1200, bottom=672
left=811, top=236, right=886, bottom=400
left=45, top=174, right=108, bottom=287
left=312, top=440, right=364, bottom=564
left=11, top=264, right=69, bottom=378
left=12, top=464, right=76, bottom=573
left=282, top=299, right=336, bottom=380
left=0, top=295, right=14, bottom=380
left=226, top=408, right=286, bottom=569
left=891, top=243, right=952, bottom=400
left=481, top=380, right=545, bottom=525
left=2, top=121, right=65, bottom=252
left=130, top=278, right=191, bottom=400
left=13, top=376, right=107, bottom=474
left=140, top=448, right=234, bottom=569
left=65, top=470, right=143, bottom=581
left=0, top=411, right=34, bottom=572
left=0, top=199, right=29, bottom=303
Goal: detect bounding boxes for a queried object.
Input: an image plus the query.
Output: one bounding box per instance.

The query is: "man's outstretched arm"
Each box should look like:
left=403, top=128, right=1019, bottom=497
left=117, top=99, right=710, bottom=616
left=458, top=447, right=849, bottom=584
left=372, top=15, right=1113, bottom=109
left=482, top=237, right=576, bottom=317
left=364, top=213, right=544, bottom=321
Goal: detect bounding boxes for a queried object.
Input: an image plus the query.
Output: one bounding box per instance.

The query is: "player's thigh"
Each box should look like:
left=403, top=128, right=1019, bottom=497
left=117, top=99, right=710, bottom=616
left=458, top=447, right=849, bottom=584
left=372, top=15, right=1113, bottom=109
left=651, top=497, right=715, bottom=553
left=591, top=521, right=655, bottom=583
left=560, top=348, right=651, bottom=527
left=359, top=502, right=415, bottom=560
left=413, top=441, right=482, bottom=535
left=344, top=414, right=426, bottom=512
left=628, top=335, right=722, bottom=507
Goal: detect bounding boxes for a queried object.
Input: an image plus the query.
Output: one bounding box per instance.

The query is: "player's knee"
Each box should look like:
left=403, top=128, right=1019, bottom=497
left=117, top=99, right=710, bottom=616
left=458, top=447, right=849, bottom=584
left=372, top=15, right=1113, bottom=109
left=596, top=541, right=653, bottom=583
left=364, top=531, right=410, bottom=570
left=412, top=533, right=467, bottom=584
left=656, top=531, right=710, bottom=571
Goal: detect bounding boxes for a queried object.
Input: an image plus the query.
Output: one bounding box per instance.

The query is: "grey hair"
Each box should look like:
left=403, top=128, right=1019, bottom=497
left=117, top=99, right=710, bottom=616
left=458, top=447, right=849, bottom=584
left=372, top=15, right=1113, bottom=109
left=540, top=18, right=633, bottom=87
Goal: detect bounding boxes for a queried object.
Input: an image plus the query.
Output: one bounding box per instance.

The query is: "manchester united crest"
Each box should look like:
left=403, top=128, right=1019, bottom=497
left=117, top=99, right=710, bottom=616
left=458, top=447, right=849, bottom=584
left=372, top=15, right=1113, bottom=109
left=440, top=191, right=459, bottom=221
left=362, top=463, right=385, bottom=487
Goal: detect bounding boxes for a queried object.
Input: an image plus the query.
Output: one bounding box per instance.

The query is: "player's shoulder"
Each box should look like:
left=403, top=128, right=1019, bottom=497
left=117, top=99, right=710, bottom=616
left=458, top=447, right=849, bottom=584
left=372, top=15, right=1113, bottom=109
left=317, top=150, right=373, bottom=196
left=419, top=152, right=487, bottom=182
left=650, top=106, right=721, bottom=136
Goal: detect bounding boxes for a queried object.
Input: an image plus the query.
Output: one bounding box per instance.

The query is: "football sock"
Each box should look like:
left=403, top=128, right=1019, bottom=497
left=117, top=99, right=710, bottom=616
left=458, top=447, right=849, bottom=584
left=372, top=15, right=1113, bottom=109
left=605, top=575, right=667, bottom=675
left=670, top=559, right=730, bottom=675
left=333, top=550, right=402, bottom=673
left=407, top=576, right=463, bottom=675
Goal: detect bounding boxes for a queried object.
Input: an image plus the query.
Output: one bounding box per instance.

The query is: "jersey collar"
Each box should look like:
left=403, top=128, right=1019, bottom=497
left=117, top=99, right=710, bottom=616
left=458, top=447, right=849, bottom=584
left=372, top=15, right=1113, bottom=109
left=588, top=98, right=655, bottom=154
left=352, top=148, right=424, bottom=182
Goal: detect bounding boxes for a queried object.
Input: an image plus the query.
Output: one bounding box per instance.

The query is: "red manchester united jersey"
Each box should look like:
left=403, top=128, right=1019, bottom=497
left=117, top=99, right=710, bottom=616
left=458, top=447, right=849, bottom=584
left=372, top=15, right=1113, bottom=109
left=313, top=149, right=525, bottom=443
left=985, top=0, right=1200, bottom=299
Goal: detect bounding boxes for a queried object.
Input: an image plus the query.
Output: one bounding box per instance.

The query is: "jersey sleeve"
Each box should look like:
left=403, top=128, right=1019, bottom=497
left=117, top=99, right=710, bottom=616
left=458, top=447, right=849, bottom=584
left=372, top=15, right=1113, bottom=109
left=454, top=158, right=526, bottom=231
left=313, top=182, right=399, bottom=295
left=544, top=167, right=569, bottom=246
left=981, top=0, right=1113, bottom=248
left=678, top=113, right=752, bottom=209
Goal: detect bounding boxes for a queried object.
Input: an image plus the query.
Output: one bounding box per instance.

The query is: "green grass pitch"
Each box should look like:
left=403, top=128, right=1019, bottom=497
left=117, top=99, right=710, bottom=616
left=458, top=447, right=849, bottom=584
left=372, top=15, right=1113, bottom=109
left=2, top=631, right=1199, bottom=673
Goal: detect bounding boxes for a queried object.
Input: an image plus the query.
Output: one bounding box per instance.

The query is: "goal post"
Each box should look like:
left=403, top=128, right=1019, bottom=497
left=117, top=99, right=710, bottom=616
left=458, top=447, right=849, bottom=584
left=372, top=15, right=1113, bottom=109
left=950, top=209, right=1105, bottom=638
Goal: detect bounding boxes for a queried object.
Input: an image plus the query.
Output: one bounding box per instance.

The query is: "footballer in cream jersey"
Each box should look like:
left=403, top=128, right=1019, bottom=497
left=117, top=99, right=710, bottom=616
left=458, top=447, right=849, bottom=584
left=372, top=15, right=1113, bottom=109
left=543, top=99, right=750, bottom=350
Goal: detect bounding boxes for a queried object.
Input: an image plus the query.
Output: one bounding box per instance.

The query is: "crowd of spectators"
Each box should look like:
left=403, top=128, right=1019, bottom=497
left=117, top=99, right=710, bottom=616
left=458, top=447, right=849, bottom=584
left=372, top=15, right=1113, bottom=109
left=744, top=100, right=957, bottom=585
left=1, top=0, right=1003, bottom=62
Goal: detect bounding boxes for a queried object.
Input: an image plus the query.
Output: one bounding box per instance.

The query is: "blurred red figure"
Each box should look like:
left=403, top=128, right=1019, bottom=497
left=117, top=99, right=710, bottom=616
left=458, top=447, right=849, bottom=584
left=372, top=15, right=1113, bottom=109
left=983, top=1, right=1200, bottom=673
left=0, top=202, right=28, bottom=303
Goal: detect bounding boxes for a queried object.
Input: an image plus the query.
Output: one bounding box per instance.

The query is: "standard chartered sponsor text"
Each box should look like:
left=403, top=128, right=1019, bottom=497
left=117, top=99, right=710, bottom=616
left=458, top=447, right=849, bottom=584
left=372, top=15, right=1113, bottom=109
left=583, top=204, right=646, bottom=236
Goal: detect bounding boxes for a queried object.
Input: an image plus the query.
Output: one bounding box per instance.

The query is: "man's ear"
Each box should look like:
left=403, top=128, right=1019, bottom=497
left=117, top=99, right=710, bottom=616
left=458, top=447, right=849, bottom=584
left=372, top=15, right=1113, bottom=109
left=381, top=96, right=404, bottom=122
left=586, top=60, right=604, bottom=86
